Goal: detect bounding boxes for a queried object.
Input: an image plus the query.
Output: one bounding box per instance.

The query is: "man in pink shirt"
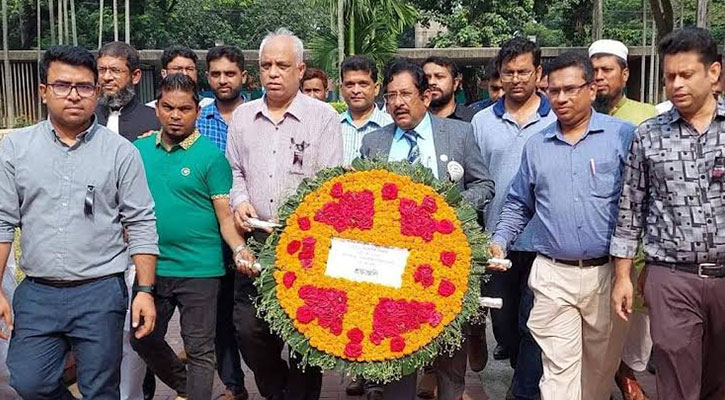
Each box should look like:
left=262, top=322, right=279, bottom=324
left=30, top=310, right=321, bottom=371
left=225, top=28, right=343, bottom=400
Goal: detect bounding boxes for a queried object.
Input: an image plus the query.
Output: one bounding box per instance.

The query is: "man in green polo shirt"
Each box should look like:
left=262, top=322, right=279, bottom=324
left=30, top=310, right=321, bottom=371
left=590, top=39, right=658, bottom=400
left=131, top=74, right=254, bottom=400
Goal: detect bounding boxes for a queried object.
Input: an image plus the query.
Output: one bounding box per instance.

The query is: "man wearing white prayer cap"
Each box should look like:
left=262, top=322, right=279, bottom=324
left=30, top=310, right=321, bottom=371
left=590, top=39, right=657, bottom=400
left=589, top=39, right=657, bottom=124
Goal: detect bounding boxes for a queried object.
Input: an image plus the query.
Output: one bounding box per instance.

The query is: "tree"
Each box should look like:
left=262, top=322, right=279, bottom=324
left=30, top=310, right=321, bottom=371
left=307, top=0, right=419, bottom=75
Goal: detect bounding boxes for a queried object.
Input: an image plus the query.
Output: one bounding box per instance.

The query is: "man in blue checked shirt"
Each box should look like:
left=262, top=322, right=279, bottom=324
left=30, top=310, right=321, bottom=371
left=196, top=46, right=247, bottom=153
left=487, top=52, right=634, bottom=400
left=195, top=45, right=250, bottom=400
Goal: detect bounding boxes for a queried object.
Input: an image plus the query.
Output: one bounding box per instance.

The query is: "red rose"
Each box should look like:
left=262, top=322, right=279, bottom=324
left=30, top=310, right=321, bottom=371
left=302, top=236, right=316, bottom=246
left=300, top=258, right=313, bottom=269
left=282, top=272, right=296, bottom=288
left=286, top=240, right=301, bottom=255
left=437, top=219, right=455, bottom=234
left=297, top=217, right=311, bottom=231
left=440, top=251, right=456, bottom=267
left=381, top=183, right=399, bottom=200
left=344, top=342, right=363, bottom=358
left=390, top=336, right=406, bottom=352
left=369, top=330, right=384, bottom=345
left=414, top=264, right=434, bottom=288
left=296, top=306, right=315, bottom=324
left=422, top=195, right=437, bottom=213
left=330, top=182, right=344, bottom=198
left=438, top=279, right=456, bottom=297
left=330, top=320, right=343, bottom=336
left=347, top=328, right=364, bottom=343
left=428, top=312, right=443, bottom=327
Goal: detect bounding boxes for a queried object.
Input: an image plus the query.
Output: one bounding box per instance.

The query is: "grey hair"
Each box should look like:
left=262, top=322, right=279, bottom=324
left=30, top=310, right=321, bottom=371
left=259, top=28, right=304, bottom=65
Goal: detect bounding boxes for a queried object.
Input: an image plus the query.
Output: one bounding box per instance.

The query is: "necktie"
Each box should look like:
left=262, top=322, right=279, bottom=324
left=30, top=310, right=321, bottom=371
left=402, top=130, right=420, bottom=164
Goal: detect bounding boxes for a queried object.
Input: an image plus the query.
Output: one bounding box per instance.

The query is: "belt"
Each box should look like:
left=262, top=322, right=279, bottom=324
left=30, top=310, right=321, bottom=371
left=653, top=262, right=725, bottom=278
left=27, top=272, right=123, bottom=288
left=542, top=255, right=610, bottom=267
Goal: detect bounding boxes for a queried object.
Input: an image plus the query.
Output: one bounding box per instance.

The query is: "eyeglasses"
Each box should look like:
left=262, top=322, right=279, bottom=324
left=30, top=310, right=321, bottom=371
left=45, top=82, right=97, bottom=98
left=500, top=70, right=535, bottom=82
left=167, top=66, right=197, bottom=74
left=546, top=82, right=591, bottom=98
left=98, top=67, right=129, bottom=77
left=382, top=90, right=418, bottom=104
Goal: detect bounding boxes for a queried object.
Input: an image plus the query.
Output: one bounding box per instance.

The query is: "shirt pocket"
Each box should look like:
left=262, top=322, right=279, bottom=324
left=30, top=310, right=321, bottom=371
left=589, top=159, right=620, bottom=198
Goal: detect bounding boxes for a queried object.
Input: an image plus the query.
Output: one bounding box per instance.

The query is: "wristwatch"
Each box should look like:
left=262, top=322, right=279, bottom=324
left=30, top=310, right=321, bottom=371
left=133, top=284, right=155, bottom=295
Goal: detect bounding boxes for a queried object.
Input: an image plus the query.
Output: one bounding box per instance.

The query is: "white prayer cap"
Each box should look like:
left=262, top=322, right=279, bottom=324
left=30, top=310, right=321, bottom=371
left=589, top=39, right=629, bottom=62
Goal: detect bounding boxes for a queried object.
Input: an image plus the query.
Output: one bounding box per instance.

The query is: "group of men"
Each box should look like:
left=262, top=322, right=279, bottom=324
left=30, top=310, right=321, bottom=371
left=0, top=22, right=723, bottom=400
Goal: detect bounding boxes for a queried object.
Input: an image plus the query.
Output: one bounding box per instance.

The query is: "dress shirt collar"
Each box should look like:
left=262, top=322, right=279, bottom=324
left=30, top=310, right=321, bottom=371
left=393, top=112, right=433, bottom=143
left=663, top=97, right=725, bottom=125
left=254, top=91, right=305, bottom=122
left=340, top=105, right=388, bottom=128
left=46, top=114, right=101, bottom=145
left=544, top=108, right=606, bottom=142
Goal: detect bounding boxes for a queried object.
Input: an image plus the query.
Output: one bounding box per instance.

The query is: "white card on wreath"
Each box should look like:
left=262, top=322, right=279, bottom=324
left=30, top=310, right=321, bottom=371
left=324, top=238, right=410, bottom=288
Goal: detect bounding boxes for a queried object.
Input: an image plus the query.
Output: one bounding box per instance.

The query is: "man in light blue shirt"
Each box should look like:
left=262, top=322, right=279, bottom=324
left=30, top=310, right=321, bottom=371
left=488, top=52, right=633, bottom=400
left=339, top=55, right=392, bottom=165
left=472, top=37, right=556, bottom=400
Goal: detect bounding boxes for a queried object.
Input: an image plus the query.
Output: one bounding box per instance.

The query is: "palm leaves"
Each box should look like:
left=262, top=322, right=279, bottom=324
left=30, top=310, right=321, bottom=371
left=308, top=0, right=419, bottom=76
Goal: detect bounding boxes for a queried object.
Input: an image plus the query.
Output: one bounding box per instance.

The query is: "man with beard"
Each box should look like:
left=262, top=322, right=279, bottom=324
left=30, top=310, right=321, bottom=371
left=589, top=39, right=657, bottom=400
left=95, top=41, right=160, bottom=400
left=423, top=57, right=475, bottom=122
left=95, top=42, right=160, bottom=141
left=196, top=45, right=249, bottom=400
left=472, top=37, right=556, bottom=400
left=590, top=40, right=657, bottom=124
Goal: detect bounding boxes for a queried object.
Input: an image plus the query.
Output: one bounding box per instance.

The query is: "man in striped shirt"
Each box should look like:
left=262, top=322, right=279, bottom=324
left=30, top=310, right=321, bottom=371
left=339, top=55, right=392, bottom=165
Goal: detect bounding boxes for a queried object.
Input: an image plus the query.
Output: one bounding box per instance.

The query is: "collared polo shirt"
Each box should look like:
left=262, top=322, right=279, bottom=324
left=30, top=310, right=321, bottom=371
left=472, top=94, right=556, bottom=249
left=389, top=112, right=438, bottom=178
left=135, top=130, right=232, bottom=278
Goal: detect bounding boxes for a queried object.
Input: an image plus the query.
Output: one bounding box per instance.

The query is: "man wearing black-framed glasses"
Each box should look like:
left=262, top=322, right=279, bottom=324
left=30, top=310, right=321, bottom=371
left=0, top=45, right=158, bottom=400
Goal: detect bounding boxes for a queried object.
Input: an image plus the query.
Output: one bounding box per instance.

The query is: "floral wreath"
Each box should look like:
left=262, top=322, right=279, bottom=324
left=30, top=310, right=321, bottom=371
left=251, top=158, right=489, bottom=383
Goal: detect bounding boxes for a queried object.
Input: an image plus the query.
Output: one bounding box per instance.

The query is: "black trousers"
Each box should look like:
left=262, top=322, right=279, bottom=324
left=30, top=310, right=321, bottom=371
left=486, top=250, right=536, bottom=368
left=216, top=270, right=246, bottom=394
left=233, top=230, right=322, bottom=400
left=131, top=276, right=220, bottom=400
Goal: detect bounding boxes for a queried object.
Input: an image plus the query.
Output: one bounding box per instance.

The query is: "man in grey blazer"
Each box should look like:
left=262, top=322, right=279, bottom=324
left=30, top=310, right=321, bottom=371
left=359, top=58, right=494, bottom=400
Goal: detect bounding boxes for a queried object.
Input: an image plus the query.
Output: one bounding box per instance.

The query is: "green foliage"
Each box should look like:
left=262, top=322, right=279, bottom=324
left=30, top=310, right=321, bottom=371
left=329, top=100, right=348, bottom=113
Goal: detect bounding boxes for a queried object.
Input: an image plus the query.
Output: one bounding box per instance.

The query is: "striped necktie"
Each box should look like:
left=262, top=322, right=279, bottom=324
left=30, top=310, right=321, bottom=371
left=402, top=130, right=420, bottom=164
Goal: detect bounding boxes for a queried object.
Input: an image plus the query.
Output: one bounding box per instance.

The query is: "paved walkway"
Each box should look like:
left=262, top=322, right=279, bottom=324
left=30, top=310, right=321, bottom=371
left=149, top=311, right=658, bottom=400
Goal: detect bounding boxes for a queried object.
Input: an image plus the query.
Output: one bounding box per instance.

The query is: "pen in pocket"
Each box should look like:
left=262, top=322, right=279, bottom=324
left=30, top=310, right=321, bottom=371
left=589, top=158, right=596, bottom=174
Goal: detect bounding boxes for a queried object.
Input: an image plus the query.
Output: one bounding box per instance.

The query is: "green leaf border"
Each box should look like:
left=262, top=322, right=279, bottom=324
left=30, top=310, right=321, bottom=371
left=250, top=158, right=490, bottom=383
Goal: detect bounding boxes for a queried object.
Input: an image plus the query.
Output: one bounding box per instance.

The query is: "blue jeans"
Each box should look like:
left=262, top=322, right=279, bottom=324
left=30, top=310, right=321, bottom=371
left=8, top=274, right=127, bottom=400
left=512, top=283, right=543, bottom=400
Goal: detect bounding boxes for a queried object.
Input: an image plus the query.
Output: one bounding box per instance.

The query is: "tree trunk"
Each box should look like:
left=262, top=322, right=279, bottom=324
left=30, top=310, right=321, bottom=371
left=98, top=0, right=104, bottom=49
left=648, top=0, right=673, bottom=42
left=57, top=0, right=62, bottom=44
left=2, top=0, right=15, bottom=128
left=696, top=0, right=708, bottom=27
left=49, top=0, right=56, bottom=44
left=337, top=0, right=344, bottom=71
left=124, top=0, right=129, bottom=43
left=37, top=0, right=41, bottom=119
left=70, top=0, right=77, bottom=45
left=592, top=0, right=603, bottom=40
left=113, top=0, right=118, bottom=41
left=63, top=0, right=69, bottom=44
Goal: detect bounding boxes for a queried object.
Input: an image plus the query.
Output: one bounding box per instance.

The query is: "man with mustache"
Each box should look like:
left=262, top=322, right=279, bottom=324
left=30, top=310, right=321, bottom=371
left=360, top=58, right=494, bottom=400
left=95, top=41, right=160, bottom=141
left=488, top=52, right=633, bottom=400
left=610, top=28, right=725, bottom=400
left=423, top=57, right=475, bottom=122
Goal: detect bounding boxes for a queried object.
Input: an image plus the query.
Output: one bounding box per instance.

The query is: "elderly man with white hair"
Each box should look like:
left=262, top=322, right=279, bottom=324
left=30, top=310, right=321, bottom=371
left=226, top=28, right=343, bottom=400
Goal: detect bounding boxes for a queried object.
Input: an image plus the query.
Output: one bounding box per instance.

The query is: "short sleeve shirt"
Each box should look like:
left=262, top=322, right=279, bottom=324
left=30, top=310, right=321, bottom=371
left=135, top=130, right=232, bottom=278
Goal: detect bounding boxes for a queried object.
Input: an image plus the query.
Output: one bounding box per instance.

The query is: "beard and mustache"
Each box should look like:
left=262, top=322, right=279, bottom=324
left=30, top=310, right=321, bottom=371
left=212, top=85, right=243, bottom=103
left=594, top=88, right=624, bottom=114
left=430, top=87, right=455, bottom=109
left=99, top=84, right=136, bottom=110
